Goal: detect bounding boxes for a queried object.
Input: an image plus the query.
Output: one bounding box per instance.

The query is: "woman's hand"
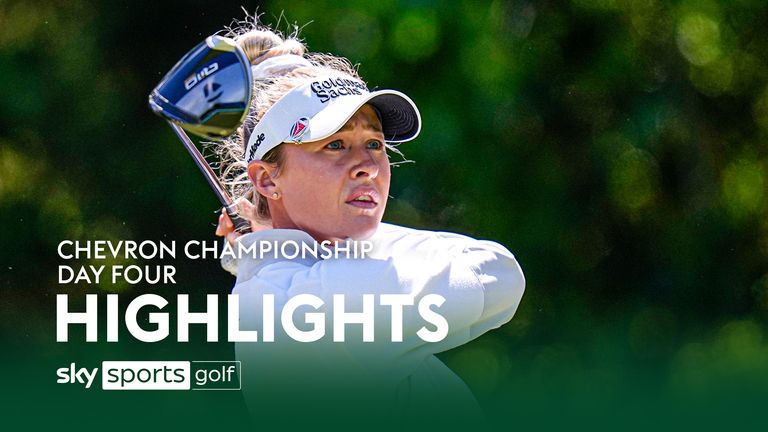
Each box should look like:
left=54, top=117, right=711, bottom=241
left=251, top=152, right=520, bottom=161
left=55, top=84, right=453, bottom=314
left=215, top=198, right=271, bottom=245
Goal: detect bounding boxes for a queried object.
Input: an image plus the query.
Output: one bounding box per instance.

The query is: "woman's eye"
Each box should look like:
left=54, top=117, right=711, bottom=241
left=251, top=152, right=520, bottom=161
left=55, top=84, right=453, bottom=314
left=366, top=140, right=383, bottom=150
left=325, top=140, right=343, bottom=150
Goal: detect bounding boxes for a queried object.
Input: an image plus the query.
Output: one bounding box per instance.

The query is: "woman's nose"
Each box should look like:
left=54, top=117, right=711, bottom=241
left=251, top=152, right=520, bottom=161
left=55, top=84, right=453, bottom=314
left=350, top=148, right=380, bottom=179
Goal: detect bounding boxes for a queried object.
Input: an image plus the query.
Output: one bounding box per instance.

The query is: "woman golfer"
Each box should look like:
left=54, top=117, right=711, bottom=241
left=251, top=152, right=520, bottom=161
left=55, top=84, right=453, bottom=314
left=213, top=19, right=525, bottom=426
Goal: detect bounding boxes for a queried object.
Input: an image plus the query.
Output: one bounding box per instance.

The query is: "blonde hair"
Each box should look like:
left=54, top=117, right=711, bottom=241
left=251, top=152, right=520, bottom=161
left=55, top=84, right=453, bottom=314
left=211, top=16, right=363, bottom=223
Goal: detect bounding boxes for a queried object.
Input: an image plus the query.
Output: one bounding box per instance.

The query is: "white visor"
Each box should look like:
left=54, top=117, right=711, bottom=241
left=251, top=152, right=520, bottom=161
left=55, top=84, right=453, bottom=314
left=245, top=74, right=421, bottom=162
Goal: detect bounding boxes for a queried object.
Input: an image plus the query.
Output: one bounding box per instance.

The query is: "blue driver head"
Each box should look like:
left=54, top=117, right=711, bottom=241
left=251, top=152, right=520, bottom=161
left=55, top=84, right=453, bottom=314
left=149, top=35, right=253, bottom=139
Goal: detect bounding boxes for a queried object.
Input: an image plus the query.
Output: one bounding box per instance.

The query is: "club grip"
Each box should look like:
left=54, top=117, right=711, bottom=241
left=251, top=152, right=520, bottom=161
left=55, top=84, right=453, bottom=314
left=225, top=203, right=252, bottom=234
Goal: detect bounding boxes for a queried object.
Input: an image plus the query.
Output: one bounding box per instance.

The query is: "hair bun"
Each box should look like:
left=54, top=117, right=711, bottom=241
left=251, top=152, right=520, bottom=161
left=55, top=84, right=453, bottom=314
left=235, top=29, right=306, bottom=66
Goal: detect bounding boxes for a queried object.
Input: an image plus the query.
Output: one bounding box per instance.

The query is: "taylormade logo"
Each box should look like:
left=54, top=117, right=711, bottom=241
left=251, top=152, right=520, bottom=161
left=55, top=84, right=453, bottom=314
left=311, top=77, right=367, bottom=103
left=248, top=133, right=265, bottom=161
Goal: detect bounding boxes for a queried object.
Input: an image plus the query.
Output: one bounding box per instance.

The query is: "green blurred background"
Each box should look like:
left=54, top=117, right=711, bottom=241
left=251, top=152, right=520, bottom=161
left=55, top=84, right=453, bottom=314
left=1, top=0, right=767, bottom=429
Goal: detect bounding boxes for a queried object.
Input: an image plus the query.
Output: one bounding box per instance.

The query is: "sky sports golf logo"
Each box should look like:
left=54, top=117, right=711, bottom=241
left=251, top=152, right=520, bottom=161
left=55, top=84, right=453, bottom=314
left=56, top=361, right=240, bottom=390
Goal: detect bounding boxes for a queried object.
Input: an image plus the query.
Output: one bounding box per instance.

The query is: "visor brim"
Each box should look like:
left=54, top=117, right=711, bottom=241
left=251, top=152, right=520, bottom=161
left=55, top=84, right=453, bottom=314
left=296, top=89, right=421, bottom=144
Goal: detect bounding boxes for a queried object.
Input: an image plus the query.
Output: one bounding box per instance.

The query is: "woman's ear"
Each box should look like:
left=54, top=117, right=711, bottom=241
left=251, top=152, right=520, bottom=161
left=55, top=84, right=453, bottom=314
left=247, top=161, right=279, bottom=199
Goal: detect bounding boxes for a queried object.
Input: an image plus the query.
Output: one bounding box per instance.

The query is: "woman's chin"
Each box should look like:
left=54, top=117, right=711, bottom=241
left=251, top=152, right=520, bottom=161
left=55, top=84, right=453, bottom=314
left=346, top=227, right=378, bottom=241
left=325, top=221, right=380, bottom=242
left=298, top=226, right=377, bottom=244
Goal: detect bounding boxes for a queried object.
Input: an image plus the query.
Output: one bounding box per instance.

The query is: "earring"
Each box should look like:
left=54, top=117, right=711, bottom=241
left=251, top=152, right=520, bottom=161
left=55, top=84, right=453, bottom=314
left=272, top=192, right=280, bottom=199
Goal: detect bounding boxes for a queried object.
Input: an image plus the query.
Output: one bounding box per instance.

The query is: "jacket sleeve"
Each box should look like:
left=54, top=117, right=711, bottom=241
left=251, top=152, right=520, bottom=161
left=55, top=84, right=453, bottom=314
left=231, top=228, right=525, bottom=379
left=461, top=237, right=527, bottom=339
left=384, top=230, right=526, bottom=358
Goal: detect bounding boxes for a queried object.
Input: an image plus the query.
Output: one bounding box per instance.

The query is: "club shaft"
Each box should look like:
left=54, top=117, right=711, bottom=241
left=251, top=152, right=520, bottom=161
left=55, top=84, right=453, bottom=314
left=168, top=121, right=233, bottom=206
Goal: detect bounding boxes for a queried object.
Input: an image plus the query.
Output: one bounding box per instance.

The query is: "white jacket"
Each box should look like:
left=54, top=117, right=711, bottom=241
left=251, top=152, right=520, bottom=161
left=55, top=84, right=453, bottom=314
left=229, top=223, right=525, bottom=422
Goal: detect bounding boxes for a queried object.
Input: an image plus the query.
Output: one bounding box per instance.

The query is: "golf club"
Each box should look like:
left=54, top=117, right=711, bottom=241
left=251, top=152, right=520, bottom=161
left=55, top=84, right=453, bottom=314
left=149, top=35, right=253, bottom=232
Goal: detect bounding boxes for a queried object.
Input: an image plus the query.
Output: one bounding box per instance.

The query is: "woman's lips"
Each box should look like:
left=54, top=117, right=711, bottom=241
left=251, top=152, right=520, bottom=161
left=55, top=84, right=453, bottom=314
left=347, top=200, right=377, bottom=209
left=346, top=188, right=379, bottom=209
